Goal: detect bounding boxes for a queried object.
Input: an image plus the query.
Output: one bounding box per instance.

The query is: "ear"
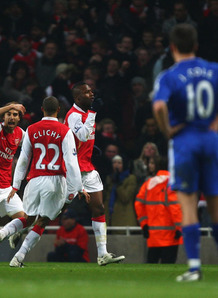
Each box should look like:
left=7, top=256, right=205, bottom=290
left=57, top=106, right=60, bottom=113
left=41, top=107, right=44, bottom=113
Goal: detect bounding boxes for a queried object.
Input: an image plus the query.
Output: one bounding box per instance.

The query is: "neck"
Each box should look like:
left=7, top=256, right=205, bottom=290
left=173, top=52, right=195, bottom=63
left=44, top=113, right=57, bottom=118
left=4, top=126, right=13, bottom=134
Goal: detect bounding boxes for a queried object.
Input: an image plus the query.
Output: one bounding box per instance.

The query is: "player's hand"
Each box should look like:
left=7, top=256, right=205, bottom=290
left=12, top=104, right=26, bottom=115
left=90, top=98, right=103, bottom=113
left=142, top=224, right=149, bottom=239
left=168, top=123, right=186, bottom=139
left=7, top=188, right=17, bottom=203
left=174, top=229, right=182, bottom=240
left=78, top=190, right=90, bottom=204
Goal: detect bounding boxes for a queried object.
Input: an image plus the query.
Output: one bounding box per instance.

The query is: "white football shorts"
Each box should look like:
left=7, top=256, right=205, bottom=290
left=23, top=175, right=67, bottom=220
left=81, top=170, right=103, bottom=193
left=0, top=186, right=24, bottom=217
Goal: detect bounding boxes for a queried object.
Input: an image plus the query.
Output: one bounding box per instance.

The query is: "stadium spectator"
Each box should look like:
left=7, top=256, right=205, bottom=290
left=0, top=96, right=89, bottom=267
left=1, top=61, right=31, bottom=104
left=35, top=40, right=60, bottom=89
left=135, top=158, right=183, bottom=264
left=30, top=23, right=47, bottom=52
left=104, top=155, right=137, bottom=228
left=0, top=25, right=17, bottom=84
left=46, top=63, right=76, bottom=121
left=7, top=34, right=42, bottom=78
left=97, top=58, right=126, bottom=128
left=162, top=0, right=197, bottom=37
left=94, top=143, right=120, bottom=184
left=122, top=76, right=151, bottom=141
left=135, top=117, right=168, bottom=158
left=0, top=1, right=33, bottom=39
left=95, top=118, right=121, bottom=152
left=47, top=208, right=90, bottom=262
left=132, top=142, right=159, bottom=190
left=152, top=24, right=218, bottom=281
left=134, top=47, right=153, bottom=92
left=64, top=82, right=125, bottom=266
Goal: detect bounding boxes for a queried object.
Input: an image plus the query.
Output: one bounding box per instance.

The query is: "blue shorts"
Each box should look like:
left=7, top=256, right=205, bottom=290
left=168, top=129, right=218, bottom=195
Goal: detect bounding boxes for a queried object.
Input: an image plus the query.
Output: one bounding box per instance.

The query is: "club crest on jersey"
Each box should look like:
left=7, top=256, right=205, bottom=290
left=14, top=138, right=20, bottom=146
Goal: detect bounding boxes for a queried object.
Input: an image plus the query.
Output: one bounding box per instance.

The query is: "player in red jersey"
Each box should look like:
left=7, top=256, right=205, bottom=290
left=64, top=82, right=125, bottom=265
left=0, top=96, right=90, bottom=267
left=0, top=102, right=25, bottom=220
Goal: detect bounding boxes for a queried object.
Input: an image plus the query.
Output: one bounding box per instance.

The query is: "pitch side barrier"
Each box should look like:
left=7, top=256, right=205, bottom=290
left=45, top=226, right=213, bottom=237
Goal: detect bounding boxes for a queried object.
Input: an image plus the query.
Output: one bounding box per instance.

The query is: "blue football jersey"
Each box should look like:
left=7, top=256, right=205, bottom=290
left=153, top=57, right=218, bottom=129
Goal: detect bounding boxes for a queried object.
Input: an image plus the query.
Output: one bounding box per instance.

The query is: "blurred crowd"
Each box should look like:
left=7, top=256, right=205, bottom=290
left=0, top=0, right=216, bottom=227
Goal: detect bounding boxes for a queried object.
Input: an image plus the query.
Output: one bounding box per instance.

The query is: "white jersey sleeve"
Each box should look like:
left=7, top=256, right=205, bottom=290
left=20, top=128, right=25, bottom=145
left=68, top=111, right=96, bottom=142
left=62, top=129, right=83, bottom=194
left=13, top=129, right=32, bottom=190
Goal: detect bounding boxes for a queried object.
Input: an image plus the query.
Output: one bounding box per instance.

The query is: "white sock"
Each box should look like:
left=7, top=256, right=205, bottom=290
left=1, top=218, right=24, bottom=238
left=15, top=230, right=41, bottom=262
left=92, top=220, right=108, bottom=257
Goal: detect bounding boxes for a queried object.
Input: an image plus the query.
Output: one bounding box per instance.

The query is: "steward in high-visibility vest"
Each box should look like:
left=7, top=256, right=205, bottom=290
left=135, top=170, right=183, bottom=263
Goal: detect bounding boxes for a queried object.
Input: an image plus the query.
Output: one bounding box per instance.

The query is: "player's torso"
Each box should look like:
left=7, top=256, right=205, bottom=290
left=167, top=58, right=218, bottom=129
left=65, top=107, right=95, bottom=172
left=28, top=120, right=69, bottom=179
left=0, top=124, right=23, bottom=188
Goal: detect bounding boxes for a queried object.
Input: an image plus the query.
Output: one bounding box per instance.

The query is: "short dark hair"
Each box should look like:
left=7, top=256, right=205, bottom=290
left=72, top=81, right=87, bottom=99
left=169, top=24, right=198, bottom=53
left=42, top=96, right=59, bottom=115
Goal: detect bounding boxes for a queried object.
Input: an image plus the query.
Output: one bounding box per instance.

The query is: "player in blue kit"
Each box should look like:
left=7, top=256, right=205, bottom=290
left=152, top=24, right=218, bottom=282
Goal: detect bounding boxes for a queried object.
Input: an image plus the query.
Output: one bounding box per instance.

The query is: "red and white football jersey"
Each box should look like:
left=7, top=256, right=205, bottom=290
left=64, top=104, right=96, bottom=172
left=0, top=123, right=24, bottom=188
left=8, top=49, right=42, bottom=76
left=13, top=117, right=83, bottom=194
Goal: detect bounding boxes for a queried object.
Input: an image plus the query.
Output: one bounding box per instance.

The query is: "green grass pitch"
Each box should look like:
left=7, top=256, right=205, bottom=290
left=1, top=263, right=218, bottom=298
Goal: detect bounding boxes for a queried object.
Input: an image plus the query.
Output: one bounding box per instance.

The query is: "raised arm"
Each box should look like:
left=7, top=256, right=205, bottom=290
left=67, top=111, right=96, bottom=142
left=0, top=103, right=26, bottom=116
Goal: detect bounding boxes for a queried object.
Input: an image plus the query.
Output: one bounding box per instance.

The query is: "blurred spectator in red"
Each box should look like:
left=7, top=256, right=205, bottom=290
left=95, top=118, right=118, bottom=150
left=47, top=209, right=90, bottom=263
left=7, top=34, right=42, bottom=77
left=30, top=23, right=47, bottom=52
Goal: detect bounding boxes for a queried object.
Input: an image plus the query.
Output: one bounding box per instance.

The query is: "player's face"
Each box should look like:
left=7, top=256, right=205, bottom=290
left=3, top=109, right=20, bottom=132
left=77, top=84, right=94, bottom=111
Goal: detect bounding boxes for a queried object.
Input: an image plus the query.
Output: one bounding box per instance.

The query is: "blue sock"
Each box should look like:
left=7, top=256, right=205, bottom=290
left=212, top=223, right=218, bottom=246
left=182, top=223, right=201, bottom=272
